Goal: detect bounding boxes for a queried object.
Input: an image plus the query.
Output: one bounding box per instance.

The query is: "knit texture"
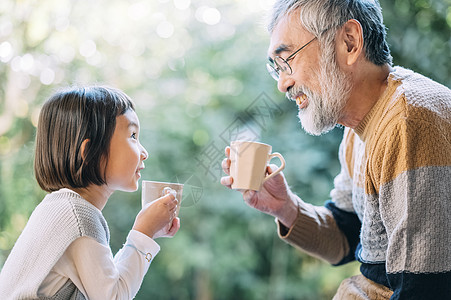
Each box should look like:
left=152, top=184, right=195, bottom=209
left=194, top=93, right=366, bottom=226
left=352, top=67, right=451, bottom=273
left=0, top=189, right=109, bottom=299
left=277, top=204, right=350, bottom=264
left=278, top=67, right=451, bottom=298
left=39, top=280, right=85, bottom=300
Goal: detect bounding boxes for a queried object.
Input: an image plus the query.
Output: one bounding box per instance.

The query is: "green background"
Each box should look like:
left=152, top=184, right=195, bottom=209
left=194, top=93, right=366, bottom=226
left=0, top=0, right=450, bottom=299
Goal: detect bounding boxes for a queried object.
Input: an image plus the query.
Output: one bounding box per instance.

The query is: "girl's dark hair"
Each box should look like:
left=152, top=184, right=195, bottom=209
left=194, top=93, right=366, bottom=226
left=34, top=85, right=135, bottom=192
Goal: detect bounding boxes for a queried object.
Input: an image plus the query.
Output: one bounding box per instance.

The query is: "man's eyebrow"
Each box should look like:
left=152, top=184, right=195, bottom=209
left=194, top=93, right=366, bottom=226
left=268, top=44, right=292, bottom=62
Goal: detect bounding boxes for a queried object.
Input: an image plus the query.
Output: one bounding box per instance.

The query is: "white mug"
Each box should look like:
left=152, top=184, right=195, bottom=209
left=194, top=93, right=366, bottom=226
left=142, top=180, right=184, bottom=216
left=229, top=141, right=285, bottom=191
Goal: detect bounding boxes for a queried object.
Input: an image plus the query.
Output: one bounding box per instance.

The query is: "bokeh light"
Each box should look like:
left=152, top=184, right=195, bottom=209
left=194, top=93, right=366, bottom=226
left=174, top=0, right=191, bottom=10
left=195, top=6, right=221, bottom=25
left=156, top=20, right=175, bottom=38
left=39, top=68, right=55, bottom=85
left=79, top=40, right=97, bottom=58
left=0, top=0, right=449, bottom=299
left=0, top=41, right=13, bottom=63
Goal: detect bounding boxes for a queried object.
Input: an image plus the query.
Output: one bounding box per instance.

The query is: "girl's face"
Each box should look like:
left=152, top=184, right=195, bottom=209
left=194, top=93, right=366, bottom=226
left=104, top=109, right=148, bottom=192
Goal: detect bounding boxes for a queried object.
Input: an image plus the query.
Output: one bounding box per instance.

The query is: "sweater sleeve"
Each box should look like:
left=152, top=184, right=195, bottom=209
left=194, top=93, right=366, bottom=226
left=47, top=230, right=160, bottom=300
left=369, top=115, right=451, bottom=299
left=276, top=203, right=350, bottom=265
left=276, top=128, right=361, bottom=265
left=326, top=130, right=362, bottom=264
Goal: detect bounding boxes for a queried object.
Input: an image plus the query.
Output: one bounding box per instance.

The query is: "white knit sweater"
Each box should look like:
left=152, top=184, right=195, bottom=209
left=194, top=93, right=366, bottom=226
left=0, top=189, right=109, bottom=299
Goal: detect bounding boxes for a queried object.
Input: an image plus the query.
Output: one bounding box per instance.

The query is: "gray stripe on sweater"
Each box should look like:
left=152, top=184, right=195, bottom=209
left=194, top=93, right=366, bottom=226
left=376, top=166, right=451, bottom=273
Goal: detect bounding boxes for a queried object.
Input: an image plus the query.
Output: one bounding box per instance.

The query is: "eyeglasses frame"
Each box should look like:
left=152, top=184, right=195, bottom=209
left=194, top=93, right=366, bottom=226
left=266, top=36, right=317, bottom=81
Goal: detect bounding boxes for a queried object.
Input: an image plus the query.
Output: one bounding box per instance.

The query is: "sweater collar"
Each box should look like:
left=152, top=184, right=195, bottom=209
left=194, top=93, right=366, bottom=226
left=353, top=67, right=406, bottom=141
left=52, top=188, right=102, bottom=212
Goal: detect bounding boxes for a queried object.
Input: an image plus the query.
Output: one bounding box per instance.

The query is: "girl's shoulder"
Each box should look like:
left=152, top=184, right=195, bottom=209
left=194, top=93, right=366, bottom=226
left=35, top=189, right=110, bottom=245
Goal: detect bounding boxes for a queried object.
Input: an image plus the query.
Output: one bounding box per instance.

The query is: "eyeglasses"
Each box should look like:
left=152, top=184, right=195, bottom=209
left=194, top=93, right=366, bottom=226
left=266, top=36, right=317, bottom=81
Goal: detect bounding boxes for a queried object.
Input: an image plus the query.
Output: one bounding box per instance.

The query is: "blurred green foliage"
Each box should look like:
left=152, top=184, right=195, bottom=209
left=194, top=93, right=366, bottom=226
left=0, top=0, right=449, bottom=299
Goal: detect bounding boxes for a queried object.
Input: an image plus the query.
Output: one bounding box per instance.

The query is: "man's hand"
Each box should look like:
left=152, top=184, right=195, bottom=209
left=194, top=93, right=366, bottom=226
left=220, top=146, right=299, bottom=228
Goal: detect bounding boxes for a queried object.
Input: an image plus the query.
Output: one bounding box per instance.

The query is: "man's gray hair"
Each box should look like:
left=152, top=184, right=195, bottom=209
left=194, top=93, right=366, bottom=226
left=268, top=0, right=392, bottom=66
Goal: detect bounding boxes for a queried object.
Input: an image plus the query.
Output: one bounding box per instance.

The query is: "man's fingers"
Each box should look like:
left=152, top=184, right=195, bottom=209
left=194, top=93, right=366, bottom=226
left=267, top=164, right=278, bottom=174
left=243, top=190, right=256, bottom=203
left=222, top=157, right=231, bottom=174
left=225, top=146, right=231, bottom=158
left=221, top=175, right=233, bottom=188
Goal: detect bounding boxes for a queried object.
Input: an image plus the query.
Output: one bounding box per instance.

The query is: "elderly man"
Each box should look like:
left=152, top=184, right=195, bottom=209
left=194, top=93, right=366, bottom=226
left=221, top=0, right=451, bottom=299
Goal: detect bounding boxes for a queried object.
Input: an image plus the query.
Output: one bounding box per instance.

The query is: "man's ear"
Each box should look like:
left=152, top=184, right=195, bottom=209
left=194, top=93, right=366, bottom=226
left=338, top=19, right=364, bottom=66
left=80, top=139, right=90, bottom=161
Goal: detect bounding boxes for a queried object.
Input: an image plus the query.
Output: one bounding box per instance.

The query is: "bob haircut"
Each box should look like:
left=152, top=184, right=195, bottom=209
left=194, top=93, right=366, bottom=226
left=34, top=85, right=135, bottom=192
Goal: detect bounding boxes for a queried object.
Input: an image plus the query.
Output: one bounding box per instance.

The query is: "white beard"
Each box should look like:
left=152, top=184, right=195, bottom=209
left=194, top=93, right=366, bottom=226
left=290, top=51, right=352, bottom=136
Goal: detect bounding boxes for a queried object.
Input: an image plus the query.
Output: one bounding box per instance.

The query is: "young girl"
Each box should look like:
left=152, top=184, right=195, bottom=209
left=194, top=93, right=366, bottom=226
left=0, top=85, right=180, bottom=299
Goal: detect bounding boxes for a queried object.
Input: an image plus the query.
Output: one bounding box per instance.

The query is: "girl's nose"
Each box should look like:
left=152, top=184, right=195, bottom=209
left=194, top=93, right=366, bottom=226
left=140, top=143, right=148, bottom=161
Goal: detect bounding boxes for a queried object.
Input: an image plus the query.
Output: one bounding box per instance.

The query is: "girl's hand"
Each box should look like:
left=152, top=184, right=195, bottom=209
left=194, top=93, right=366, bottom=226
left=133, top=190, right=180, bottom=239
left=152, top=216, right=180, bottom=239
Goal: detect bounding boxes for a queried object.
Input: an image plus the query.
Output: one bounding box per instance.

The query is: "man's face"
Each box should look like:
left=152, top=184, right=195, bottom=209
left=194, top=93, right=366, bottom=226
left=267, top=12, right=352, bottom=135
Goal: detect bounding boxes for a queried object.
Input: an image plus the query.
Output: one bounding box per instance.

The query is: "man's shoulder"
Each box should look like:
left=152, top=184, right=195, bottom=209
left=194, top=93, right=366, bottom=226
left=375, top=66, right=451, bottom=131
left=392, top=66, right=451, bottom=112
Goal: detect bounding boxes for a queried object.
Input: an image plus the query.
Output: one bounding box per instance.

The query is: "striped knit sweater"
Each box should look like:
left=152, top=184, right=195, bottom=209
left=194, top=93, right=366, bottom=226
left=278, top=67, right=451, bottom=299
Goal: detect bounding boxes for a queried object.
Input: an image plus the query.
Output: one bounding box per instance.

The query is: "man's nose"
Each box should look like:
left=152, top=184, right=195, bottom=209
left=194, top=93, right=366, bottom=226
left=277, top=72, right=294, bottom=93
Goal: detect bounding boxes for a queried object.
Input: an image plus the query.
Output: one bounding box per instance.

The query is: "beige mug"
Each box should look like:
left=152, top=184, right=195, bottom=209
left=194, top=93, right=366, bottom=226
left=230, top=141, right=285, bottom=191
left=142, top=180, right=184, bottom=216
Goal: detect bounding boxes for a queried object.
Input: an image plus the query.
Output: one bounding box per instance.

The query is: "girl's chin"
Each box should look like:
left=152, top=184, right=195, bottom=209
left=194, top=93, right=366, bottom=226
left=121, top=182, right=140, bottom=193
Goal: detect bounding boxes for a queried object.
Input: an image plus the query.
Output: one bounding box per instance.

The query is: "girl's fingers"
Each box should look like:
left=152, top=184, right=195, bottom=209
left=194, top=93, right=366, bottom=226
left=161, top=191, right=177, bottom=205
left=162, top=190, right=178, bottom=218
left=167, top=218, right=180, bottom=236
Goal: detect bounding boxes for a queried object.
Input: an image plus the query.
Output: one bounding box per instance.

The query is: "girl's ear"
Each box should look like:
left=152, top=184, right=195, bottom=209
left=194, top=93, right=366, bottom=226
left=80, top=139, right=90, bottom=161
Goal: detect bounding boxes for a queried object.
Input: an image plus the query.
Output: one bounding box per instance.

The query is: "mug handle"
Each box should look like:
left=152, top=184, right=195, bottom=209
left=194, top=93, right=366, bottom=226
left=263, top=152, right=285, bottom=183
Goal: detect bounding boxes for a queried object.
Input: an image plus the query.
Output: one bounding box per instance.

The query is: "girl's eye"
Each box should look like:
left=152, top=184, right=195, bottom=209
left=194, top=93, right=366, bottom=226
left=131, top=132, right=137, bottom=139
